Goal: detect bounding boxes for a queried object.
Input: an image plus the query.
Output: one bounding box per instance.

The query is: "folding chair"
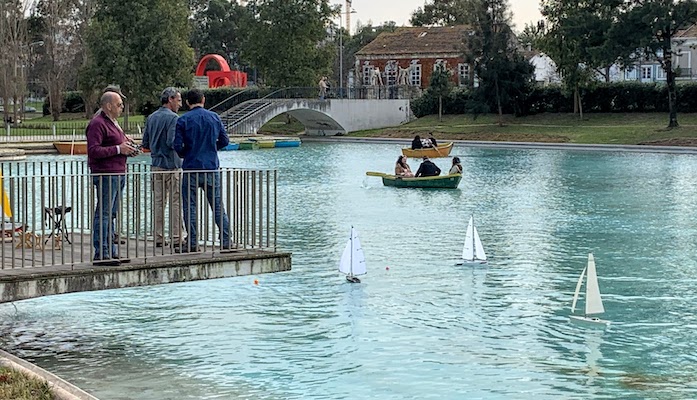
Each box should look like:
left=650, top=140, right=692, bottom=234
left=44, top=205, right=72, bottom=247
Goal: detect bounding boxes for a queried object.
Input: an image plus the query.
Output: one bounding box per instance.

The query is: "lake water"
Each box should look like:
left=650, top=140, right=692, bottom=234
left=2, top=142, right=697, bottom=399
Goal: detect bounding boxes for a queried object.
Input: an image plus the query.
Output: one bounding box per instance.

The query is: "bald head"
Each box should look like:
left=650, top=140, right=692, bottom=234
left=100, top=91, right=119, bottom=106
left=100, top=91, right=123, bottom=119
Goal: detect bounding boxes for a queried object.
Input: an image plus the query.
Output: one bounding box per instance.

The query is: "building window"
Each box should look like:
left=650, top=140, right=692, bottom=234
left=385, top=61, right=398, bottom=86
left=641, top=66, right=652, bottom=80
left=362, top=63, right=374, bottom=86
left=656, top=66, right=666, bottom=80
left=458, top=63, right=470, bottom=86
left=410, top=61, right=421, bottom=86
left=625, top=67, right=636, bottom=80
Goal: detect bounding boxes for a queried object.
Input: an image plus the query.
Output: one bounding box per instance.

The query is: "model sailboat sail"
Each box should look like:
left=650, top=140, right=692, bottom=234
left=339, top=226, right=366, bottom=283
left=461, top=215, right=487, bottom=264
left=570, top=253, right=609, bottom=326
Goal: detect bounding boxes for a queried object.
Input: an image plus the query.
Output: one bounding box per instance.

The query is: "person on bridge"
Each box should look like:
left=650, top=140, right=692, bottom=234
left=142, top=87, right=186, bottom=249
left=174, top=89, right=232, bottom=253
left=319, top=76, right=328, bottom=100
left=415, top=156, right=441, bottom=178
left=86, top=91, right=138, bottom=266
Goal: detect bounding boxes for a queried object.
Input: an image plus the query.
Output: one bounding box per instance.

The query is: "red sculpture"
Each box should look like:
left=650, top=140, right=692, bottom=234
left=195, top=54, right=247, bottom=88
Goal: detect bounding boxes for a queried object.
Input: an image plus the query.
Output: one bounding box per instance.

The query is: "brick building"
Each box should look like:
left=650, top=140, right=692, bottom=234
left=354, top=25, right=471, bottom=90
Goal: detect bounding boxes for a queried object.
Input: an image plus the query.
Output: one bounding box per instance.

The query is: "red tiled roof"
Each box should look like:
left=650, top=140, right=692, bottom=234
left=676, top=23, right=697, bottom=38
left=355, top=26, right=470, bottom=56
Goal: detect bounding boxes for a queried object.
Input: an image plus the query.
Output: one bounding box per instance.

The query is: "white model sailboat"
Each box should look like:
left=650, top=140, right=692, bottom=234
left=339, top=226, right=366, bottom=283
left=570, top=253, right=610, bottom=326
left=460, top=215, right=487, bottom=264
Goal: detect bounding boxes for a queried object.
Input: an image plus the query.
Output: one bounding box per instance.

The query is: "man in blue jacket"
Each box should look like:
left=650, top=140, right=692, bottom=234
left=173, top=89, right=231, bottom=253
left=142, top=87, right=185, bottom=249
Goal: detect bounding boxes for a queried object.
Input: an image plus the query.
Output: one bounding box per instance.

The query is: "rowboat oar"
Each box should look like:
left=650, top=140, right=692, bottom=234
left=366, top=171, right=388, bottom=177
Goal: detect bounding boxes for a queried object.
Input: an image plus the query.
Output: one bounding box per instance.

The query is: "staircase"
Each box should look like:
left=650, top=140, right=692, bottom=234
left=220, top=99, right=274, bottom=134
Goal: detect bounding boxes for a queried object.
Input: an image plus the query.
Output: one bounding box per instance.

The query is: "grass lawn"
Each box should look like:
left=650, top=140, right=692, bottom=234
left=0, top=367, right=53, bottom=400
left=12, top=111, right=697, bottom=146
left=353, top=113, right=697, bottom=145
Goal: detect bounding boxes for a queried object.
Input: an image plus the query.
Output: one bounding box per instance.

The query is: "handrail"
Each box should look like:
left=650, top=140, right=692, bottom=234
left=207, top=87, right=252, bottom=112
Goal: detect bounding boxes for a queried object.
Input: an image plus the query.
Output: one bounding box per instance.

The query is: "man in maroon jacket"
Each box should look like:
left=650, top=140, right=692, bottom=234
left=86, top=91, right=138, bottom=265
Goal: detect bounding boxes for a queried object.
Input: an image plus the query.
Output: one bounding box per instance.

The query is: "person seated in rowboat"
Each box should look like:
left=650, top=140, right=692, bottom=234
left=449, top=157, right=462, bottom=174
left=411, top=135, right=423, bottom=150
left=415, top=156, right=441, bottom=177
left=428, top=133, right=438, bottom=147
left=395, top=155, right=414, bottom=177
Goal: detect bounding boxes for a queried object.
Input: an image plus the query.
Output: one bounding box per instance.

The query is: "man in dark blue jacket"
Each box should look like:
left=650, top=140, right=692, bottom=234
left=174, top=89, right=231, bottom=253
left=415, top=156, right=441, bottom=177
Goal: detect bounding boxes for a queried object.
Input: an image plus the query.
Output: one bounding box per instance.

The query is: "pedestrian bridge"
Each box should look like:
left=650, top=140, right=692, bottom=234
left=218, top=87, right=415, bottom=136
left=222, top=98, right=413, bottom=136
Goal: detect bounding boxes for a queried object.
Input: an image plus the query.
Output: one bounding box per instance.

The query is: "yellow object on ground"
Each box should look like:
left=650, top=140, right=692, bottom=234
left=0, top=171, right=12, bottom=218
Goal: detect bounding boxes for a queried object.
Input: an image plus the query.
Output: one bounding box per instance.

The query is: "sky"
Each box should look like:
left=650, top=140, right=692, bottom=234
left=331, top=0, right=543, bottom=33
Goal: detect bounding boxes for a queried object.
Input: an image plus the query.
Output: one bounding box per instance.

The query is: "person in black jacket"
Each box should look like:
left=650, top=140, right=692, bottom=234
left=411, top=135, right=423, bottom=150
left=415, top=156, right=441, bottom=177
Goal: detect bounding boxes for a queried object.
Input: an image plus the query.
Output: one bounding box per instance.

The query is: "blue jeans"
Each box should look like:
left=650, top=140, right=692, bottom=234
left=182, top=171, right=230, bottom=248
left=92, top=175, right=125, bottom=259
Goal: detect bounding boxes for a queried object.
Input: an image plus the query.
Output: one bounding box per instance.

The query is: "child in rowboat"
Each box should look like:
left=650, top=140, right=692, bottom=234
left=395, top=155, right=414, bottom=177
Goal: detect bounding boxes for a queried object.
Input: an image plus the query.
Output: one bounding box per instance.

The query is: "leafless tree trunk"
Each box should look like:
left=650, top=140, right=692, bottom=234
left=0, top=0, right=30, bottom=126
left=36, top=0, right=80, bottom=121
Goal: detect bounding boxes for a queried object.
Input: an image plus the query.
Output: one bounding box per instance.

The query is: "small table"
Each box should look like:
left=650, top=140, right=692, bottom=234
left=44, top=205, right=72, bottom=246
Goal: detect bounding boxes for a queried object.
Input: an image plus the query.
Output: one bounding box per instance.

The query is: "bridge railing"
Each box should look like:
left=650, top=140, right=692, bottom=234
left=0, top=161, right=277, bottom=269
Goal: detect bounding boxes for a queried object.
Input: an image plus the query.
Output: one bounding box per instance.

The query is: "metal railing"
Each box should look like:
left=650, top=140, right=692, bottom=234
left=0, top=162, right=277, bottom=269
left=0, top=119, right=143, bottom=143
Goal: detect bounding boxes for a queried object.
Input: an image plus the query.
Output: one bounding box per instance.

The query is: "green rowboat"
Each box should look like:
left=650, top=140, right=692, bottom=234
left=366, top=172, right=462, bottom=189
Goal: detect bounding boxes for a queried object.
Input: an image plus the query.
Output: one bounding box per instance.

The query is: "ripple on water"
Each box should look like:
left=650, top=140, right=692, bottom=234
left=3, top=145, right=697, bottom=399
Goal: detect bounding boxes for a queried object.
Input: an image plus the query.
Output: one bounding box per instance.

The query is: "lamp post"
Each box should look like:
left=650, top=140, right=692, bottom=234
left=338, top=7, right=356, bottom=98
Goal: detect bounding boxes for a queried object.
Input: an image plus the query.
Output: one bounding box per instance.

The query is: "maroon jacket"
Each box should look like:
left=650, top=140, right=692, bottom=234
left=86, top=113, right=128, bottom=174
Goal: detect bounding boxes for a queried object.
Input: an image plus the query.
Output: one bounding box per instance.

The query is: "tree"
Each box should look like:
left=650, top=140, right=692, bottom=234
left=190, top=0, right=249, bottom=68
left=410, top=0, right=468, bottom=26
left=243, top=0, right=334, bottom=87
left=611, top=0, right=697, bottom=128
left=463, top=0, right=533, bottom=123
left=33, top=0, right=80, bottom=121
left=540, top=0, right=622, bottom=118
left=428, top=66, right=452, bottom=122
left=80, top=0, right=193, bottom=113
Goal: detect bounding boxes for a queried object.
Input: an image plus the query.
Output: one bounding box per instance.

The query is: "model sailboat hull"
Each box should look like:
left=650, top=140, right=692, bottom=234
left=569, top=315, right=610, bottom=327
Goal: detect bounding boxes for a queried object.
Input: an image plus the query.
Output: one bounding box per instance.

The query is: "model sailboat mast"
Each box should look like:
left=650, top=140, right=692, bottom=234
left=339, top=226, right=366, bottom=283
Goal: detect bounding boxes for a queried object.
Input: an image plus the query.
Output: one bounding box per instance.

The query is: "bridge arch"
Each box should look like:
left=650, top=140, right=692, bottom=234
left=255, top=106, right=346, bottom=136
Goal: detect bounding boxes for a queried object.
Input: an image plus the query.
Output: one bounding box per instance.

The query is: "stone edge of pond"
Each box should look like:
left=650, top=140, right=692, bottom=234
left=301, top=136, right=697, bottom=154
left=0, top=349, right=99, bottom=400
